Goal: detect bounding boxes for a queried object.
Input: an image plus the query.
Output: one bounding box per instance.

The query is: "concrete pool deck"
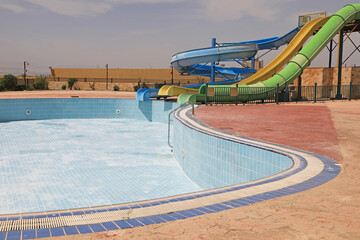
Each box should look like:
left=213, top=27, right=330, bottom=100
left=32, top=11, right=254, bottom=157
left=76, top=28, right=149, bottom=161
left=0, top=90, right=136, bottom=99
left=1, top=91, right=359, bottom=239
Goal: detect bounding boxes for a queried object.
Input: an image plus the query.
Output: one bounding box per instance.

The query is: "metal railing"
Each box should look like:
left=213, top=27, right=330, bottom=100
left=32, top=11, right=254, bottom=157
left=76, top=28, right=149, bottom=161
left=45, top=77, right=206, bottom=88
left=204, top=83, right=360, bottom=104
left=168, top=101, right=195, bottom=149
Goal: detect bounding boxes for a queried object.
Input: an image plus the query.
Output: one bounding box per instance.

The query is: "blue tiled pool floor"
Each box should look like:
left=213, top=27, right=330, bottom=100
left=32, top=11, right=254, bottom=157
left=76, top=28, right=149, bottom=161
left=0, top=119, right=201, bottom=215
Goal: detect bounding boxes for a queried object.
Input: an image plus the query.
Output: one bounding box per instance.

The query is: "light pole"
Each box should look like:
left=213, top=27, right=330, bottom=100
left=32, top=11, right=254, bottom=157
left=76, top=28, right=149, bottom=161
left=106, top=64, right=108, bottom=90
left=171, top=64, right=173, bottom=85
left=24, top=61, right=29, bottom=87
left=336, top=29, right=344, bottom=100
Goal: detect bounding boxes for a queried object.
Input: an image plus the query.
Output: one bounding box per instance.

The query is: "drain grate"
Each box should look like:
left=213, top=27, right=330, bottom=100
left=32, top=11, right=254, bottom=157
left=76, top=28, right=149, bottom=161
left=0, top=209, right=136, bottom=232
left=0, top=217, right=66, bottom=232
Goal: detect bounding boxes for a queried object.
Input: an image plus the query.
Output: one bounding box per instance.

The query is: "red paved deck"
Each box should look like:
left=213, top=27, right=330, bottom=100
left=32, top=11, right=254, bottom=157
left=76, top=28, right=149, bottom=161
left=195, top=103, right=342, bottom=162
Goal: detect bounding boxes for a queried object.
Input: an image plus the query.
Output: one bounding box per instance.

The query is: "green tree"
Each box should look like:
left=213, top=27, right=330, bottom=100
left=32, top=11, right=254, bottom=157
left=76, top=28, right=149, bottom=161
left=33, top=76, right=49, bottom=90
left=67, top=78, right=78, bottom=90
left=1, top=74, right=18, bottom=90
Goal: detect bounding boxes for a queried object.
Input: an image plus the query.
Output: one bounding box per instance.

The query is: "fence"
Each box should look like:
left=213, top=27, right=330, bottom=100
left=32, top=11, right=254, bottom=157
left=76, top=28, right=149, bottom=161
left=204, top=83, right=360, bottom=105
left=46, top=77, right=206, bottom=88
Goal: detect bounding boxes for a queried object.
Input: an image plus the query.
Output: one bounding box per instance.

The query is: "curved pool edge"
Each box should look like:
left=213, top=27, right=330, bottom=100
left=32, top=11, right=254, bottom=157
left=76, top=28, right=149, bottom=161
left=0, top=105, right=341, bottom=237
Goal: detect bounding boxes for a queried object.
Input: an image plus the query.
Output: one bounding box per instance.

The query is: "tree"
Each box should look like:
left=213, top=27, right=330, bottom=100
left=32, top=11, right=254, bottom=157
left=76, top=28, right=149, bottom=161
left=67, top=78, right=78, bottom=90
left=1, top=74, right=18, bottom=90
left=33, top=76, right=49, bottom=90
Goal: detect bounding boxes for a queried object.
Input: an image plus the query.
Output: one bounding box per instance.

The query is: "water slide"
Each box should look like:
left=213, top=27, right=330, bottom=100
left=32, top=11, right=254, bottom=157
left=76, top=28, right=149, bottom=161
left=157, top=26, right=300, bottom=98
left=137, top=26, right=300, bottom=101
left=137, top=44, right=258, bottom=101
left=178, top=4, right=360, bottom=104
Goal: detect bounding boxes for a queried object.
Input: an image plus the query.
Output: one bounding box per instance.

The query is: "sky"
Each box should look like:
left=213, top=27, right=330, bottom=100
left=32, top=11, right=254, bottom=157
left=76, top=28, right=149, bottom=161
left=0, top=0, right=358, bottom=75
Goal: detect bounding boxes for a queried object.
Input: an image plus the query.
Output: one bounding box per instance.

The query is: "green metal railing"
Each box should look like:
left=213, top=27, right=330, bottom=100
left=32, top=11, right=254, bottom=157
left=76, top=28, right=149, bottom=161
left=204, top=83, right=360, bottom=104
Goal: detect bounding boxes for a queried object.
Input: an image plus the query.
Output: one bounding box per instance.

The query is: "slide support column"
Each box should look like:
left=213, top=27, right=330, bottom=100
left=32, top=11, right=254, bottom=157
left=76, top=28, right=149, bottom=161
left=336, top=29, right=344, bottom=100
left=211, top=38, right=216, bottom=83
left=329, top=40, right=333, bottom=68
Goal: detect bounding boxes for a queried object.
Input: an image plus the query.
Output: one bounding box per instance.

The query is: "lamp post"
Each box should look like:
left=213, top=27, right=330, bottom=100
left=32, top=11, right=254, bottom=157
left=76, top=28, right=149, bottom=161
left=336, top=29, right=344, bottom=100
left=106, top=64, right=109, bottom=90
left=171, top=64, right=174, bottom=85
left=24, top=61, right=29, bottom=87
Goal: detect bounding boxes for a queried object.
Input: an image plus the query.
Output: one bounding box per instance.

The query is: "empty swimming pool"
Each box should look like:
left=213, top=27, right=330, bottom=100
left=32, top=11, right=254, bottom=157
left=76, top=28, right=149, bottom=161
left=0, top=118, right=201, bottom=214
left=0, top=98, right=298, bottom=220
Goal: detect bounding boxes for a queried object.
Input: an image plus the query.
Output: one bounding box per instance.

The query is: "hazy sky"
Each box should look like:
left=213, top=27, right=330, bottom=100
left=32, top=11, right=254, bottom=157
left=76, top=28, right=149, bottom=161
left=0, top=0, right=358, bottom=75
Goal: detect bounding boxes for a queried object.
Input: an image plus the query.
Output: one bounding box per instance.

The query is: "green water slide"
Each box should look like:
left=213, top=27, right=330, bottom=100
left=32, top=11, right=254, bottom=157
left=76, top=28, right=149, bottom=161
left=178, top=4, right=360, bottom=104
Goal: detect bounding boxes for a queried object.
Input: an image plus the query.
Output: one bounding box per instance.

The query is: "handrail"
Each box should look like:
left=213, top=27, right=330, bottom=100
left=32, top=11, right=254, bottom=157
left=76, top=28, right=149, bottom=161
left=168, top=101, right=194, bottom=148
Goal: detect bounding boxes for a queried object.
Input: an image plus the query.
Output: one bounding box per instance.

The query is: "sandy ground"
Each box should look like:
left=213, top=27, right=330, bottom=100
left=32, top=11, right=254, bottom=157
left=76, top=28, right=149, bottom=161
left=1, top=92, right=359, bottom=239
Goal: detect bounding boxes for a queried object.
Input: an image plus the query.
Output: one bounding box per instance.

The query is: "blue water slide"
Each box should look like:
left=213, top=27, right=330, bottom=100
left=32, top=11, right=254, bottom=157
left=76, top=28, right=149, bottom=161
left=136, top=88, right=161, bottom=101
left=175, top=64, right=256, bottom=81
left=171, top=26, right=300, bottom=79
left=171, top=43, right=258, bottom=75
left=222, top=26, right=300, bottom=50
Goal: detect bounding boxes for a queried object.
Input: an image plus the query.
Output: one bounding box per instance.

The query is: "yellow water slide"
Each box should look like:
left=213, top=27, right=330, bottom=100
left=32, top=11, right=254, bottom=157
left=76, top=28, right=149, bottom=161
left=237, top=16, right=330, bottom=86
left=158, top=85, right=198, bottom=96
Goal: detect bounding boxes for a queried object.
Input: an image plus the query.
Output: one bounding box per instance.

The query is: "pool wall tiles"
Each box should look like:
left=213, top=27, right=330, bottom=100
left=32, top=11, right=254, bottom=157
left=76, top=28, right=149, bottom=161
left=173, top=117, right=293, bottom=189
left=0, top=99, right=176, bottom=124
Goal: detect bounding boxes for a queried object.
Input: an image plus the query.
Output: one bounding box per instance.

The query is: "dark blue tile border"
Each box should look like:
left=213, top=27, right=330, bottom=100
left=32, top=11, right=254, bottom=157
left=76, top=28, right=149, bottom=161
left=0, top=232, right=6, bottom=240
left=125, top=219, right=144, bottom=227
left=107, top=207, right=119, bottom=212
left=89, top=224, right=106, bottom=233
left=114, top=220, right=132, bottom=229
left=36, top=228, right=50, bottom=238
left=50, top=227, right=64, bottom=237
left=146, top=216, right=166, bottom=224
left=102, top=222, right=119, bottom=231
left=64, top=227, right=79, bottom=235
left=59, top=212, right=72, bottom=216
left=76, top=225, right=93, bottom=234
left=6, top=231, right=21, bottom=240
left=22, top=230, right=36, bottom=240
left=136, top=217, right=155, bottom=226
